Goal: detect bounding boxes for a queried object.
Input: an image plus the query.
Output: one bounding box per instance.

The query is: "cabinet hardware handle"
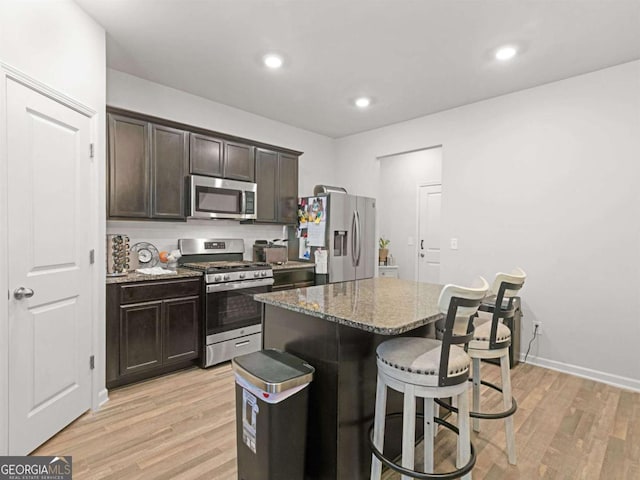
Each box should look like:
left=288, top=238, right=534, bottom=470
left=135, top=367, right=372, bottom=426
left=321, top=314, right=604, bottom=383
left=235, top=340, right=250, bottom=348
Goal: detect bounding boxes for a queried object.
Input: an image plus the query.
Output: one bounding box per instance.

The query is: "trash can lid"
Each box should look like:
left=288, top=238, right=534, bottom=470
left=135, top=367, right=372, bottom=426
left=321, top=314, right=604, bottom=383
left=232, top=349, right=315, bottom=394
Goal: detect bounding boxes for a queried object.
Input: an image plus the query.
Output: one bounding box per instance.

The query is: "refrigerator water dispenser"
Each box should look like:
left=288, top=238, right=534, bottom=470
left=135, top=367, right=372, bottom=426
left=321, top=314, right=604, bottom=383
left=334, top=231, right=348, bottom=256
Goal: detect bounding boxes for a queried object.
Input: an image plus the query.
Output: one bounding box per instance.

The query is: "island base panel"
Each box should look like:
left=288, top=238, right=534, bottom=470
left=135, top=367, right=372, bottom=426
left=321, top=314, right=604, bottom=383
left=262, top=305, right=428, bottom=480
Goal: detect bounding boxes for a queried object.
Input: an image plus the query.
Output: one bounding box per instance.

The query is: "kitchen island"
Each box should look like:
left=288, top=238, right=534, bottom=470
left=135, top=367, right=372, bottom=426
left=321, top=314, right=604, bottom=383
left=254, top=278, right=444, bottom=480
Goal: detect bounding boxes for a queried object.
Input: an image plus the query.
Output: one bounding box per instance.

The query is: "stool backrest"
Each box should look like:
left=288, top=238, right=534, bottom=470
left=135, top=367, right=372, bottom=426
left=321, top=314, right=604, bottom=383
left=486, top=267, right=526, bottom=349
left=437, top=277, right=489, bottom=386
left=491, top=267, right=526, bottom=299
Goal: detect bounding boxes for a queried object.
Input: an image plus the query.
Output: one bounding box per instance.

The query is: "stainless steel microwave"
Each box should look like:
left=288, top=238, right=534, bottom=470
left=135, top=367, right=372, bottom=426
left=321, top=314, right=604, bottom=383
left=188, top=175, right=257, bottom=220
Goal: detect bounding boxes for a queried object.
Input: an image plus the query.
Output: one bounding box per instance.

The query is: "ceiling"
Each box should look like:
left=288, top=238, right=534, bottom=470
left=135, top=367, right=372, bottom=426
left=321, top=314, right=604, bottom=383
left=75, top=0, right=640, bottom=138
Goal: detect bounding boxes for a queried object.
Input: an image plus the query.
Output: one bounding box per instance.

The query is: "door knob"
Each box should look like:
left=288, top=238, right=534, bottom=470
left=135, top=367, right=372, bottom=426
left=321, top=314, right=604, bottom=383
left=420, top=253, right=425, bottom=258
left=14, top=287, right=34, bottom=300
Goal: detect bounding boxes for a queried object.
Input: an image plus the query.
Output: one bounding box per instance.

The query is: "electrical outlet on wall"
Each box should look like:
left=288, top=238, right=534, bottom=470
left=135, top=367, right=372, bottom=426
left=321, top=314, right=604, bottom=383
left=533, top=320, right=542, bottom=335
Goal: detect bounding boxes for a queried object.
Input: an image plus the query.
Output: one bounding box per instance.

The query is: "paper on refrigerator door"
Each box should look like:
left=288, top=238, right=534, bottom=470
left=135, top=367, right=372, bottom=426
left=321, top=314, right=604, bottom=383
left=314, top=249, right=328, bottom=274
left=307, top=221, right=326, bottom=247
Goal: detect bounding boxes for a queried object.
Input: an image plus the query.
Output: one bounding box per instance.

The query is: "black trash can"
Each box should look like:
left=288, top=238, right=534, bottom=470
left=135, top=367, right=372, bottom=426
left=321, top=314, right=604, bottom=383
left=232, top=349, right=315, bottom=480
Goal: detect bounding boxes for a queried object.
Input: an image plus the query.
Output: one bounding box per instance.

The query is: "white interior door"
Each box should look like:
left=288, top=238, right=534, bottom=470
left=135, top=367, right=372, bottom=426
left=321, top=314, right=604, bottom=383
left=417, top=185, right=441, bottom=284
left=7, top=78, right=92, bottom=454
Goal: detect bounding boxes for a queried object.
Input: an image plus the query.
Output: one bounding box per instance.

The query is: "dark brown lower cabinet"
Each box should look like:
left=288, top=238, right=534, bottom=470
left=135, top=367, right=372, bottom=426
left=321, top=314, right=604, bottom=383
left=120, top=301, right=162, bottom=376
left=163, top=296, right=200, bottom=365
left=107, top=278, right=201, bottom=388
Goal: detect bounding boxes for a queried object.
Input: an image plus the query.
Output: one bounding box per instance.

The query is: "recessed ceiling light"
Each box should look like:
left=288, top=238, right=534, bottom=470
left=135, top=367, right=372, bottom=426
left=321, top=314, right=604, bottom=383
left=355, top=97, right=371, bottom=108
left=263, top=54, right=283, bottom=69
left=495, top=46, right=517, bottom=61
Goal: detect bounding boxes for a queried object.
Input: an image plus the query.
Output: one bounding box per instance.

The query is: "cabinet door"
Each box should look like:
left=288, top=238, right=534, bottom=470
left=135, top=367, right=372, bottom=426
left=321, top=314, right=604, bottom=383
left=224, top=141, right=255, bottom=181
left=151, top=124, right=189, bottom=219
left=108, top=114, right=150, bottom=218
left=190, top=132, right=223, bottom=177
left=255, top=149, right=278, bottom=222
left=163, top=296, right=200, bottom=365
left=278, top=153, right=299, bottom=224
left=120, top=301, right=162, bottom=376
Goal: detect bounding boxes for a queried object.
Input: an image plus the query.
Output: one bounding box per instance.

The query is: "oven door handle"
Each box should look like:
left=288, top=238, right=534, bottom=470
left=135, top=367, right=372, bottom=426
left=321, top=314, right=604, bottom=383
left=206, top=278, right=274, bottom=293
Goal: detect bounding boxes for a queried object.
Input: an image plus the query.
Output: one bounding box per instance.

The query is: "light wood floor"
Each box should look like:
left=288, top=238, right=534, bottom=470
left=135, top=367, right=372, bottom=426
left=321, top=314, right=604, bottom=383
left=34, top=362, right=640, bottom=479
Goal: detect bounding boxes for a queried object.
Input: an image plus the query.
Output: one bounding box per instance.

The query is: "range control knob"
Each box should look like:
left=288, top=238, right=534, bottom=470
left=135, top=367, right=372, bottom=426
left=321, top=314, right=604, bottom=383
left=254, top=272, right=260, bottom=278
left=214, top=275, right=222, bottom=282
left=223, top=274, right=231, bottom=281
left=239, top=273, right=246, bottom=279
left=260, top=271, right=267, bottom=277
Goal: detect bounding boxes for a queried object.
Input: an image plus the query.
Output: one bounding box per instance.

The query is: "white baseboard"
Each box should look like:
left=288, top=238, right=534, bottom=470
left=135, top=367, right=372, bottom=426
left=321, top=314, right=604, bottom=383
left=520, top=354, right=640, bottom=393
left=96, top=388, right=109, bottom=409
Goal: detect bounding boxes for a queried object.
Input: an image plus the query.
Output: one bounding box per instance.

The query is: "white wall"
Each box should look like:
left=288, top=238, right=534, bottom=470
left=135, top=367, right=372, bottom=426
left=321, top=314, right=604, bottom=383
left=378, top=148, right=442, bottom=281
left=335, top=61, right=640, bottom=390
left=0, top=0, right=106, bottom=454
left=106, top=69, right=336, bottom=250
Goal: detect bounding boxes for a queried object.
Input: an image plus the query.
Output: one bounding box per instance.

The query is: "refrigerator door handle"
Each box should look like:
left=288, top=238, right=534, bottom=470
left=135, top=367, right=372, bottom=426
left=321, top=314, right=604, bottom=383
left=355, top=210, right=362, bottom=267
left=351, top=210, right=358, bottom=267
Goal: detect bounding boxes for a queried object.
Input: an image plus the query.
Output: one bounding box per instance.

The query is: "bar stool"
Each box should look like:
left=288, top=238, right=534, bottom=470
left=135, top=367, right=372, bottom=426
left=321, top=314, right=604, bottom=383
left=437, top=268, right=526, bottom=466
left=369, top=277, right=489, bottom=480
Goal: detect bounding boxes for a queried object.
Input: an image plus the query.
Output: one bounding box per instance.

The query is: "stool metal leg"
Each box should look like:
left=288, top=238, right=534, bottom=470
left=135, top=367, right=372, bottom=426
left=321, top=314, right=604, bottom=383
left=500, top=354, right=516, bottom=465
left=472, top=358, right=481, bottom=433
left=457, top=389, right=472, bottom=480
left=401, top=384, right=416, bottom=480
left=370, top=373, right=388, bottom=480
left=423, top=398, right=434, bottom=473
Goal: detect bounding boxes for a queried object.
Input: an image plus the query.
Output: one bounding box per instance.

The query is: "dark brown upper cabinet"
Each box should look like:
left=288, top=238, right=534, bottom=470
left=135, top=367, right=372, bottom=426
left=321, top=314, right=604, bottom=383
left=108, top=114, right=150, bottom=218
left=107, top=107, right=302, bottom=223
left=189, top=134, right=255, bottom=182
left=278, top=153, right=299, bottom=224
left=108, top=113, right=188, bottom=221
left=255, top=149, right=299, bottom=224
left=151, top=124, right=189, bottom=219
left=189, top=132, right=223, bottom=177
left=255, top=149, right=278, bottom=222
left=224, top=141, right=255, bottom=182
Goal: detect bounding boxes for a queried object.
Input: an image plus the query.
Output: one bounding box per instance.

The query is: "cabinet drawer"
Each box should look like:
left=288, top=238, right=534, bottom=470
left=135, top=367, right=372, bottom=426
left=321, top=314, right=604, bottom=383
left=206, top=333, right=261, bottom=366
left=379, top=267, right=399, bottom=279
left=120, top=278, right=201, bottom=304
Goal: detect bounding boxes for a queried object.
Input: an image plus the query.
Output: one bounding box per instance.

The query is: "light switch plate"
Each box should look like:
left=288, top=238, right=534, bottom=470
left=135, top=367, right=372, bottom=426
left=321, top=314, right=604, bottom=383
left=407, top=236, right=414, bottom=246
left=450, top=238, right=458, bottom=250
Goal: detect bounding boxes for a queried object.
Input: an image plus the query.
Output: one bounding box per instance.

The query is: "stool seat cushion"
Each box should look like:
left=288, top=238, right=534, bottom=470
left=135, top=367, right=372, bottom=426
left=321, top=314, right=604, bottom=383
left=376, top=337, right=470, bottom=385
left=469, top=313, right=511, bottom=350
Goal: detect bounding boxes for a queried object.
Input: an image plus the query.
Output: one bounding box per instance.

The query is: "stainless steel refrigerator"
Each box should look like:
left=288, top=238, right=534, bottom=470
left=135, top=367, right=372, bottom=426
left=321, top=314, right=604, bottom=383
left=294, top=192, right=376, bottom=283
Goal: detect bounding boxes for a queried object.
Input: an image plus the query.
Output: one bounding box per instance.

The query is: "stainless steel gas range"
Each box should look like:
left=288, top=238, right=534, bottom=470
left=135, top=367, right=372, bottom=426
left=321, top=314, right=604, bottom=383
left=179, top=238, right=273, bottom=367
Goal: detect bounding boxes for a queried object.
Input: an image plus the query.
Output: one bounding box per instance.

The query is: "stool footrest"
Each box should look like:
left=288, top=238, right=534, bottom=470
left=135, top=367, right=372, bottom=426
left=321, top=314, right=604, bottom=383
left=435, top=379, right=518, bottom=420
left=368, top=412, right=476, bottom=480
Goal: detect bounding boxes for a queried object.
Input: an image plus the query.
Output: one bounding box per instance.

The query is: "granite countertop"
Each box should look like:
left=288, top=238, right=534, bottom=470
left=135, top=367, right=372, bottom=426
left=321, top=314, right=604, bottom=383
left=270, top=261, right=315, bottom=271
left=255, top=277, right=444, bottom=335
left=106, top=268, right=203, bottom=285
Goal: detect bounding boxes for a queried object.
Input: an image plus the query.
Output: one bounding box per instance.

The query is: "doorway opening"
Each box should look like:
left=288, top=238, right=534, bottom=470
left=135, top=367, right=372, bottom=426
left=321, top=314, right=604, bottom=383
left=377, top=146, right=442, bottom=282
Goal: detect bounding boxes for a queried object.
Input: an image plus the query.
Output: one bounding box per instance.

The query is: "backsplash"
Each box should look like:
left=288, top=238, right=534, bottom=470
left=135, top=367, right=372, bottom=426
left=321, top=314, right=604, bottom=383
left=107, top=220, right=287, bottom=261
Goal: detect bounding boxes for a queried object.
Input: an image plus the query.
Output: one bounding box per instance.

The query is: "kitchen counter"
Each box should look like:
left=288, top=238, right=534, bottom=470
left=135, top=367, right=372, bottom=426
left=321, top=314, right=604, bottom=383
left=105, top=268, right=203, bottom=284
left=256, top=278, right=445, bottom=479
left=269, top=260, right=314, bottom=271
left=255, top=277, right=443, bottom=335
